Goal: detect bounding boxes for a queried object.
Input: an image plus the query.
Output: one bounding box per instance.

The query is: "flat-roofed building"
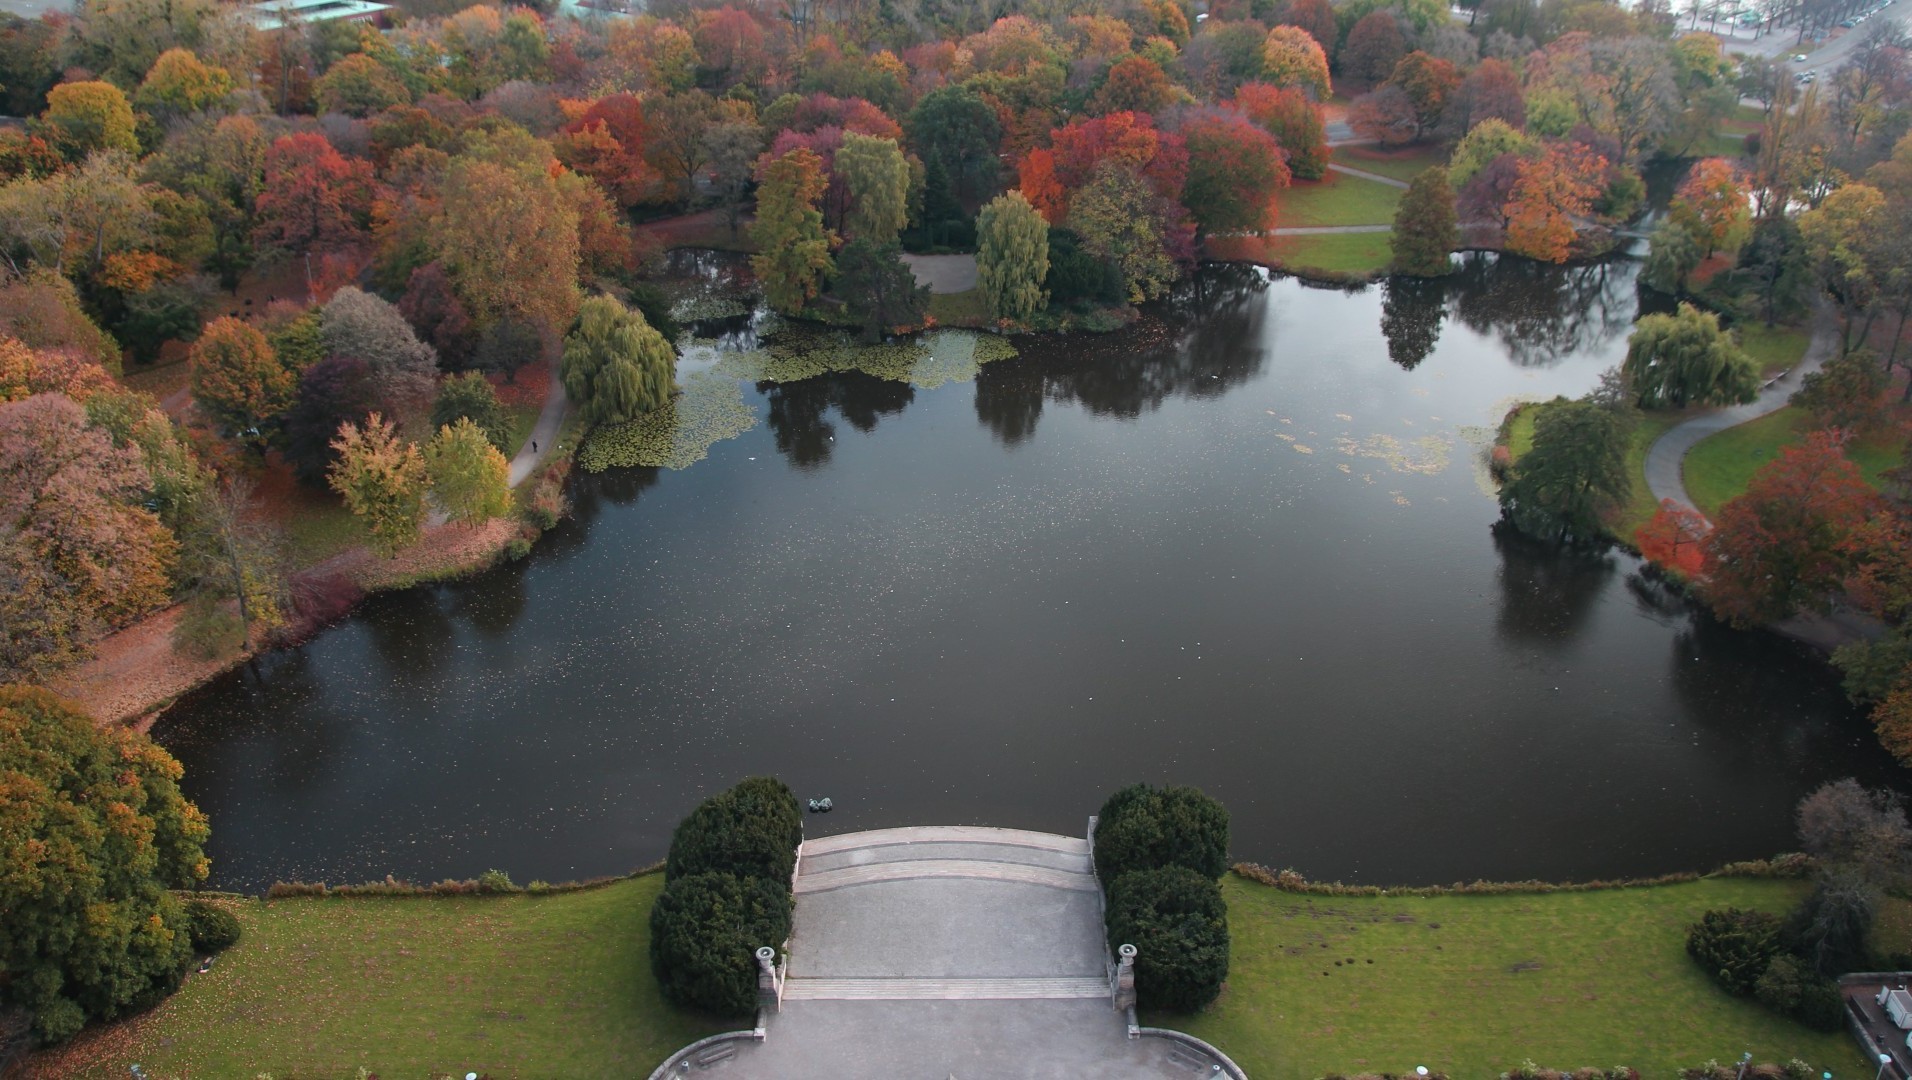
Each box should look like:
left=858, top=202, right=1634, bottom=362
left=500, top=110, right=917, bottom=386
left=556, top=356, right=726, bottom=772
left=247, top=0, right=392, bottom=32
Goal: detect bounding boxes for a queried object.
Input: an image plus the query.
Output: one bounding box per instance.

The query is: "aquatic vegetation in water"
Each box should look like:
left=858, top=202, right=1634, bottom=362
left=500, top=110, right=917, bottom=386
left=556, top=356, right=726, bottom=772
left=671, top=296, right=752, bottom=322
left=578, top=371, right=759, bottom=472
left=1332, top=433, right=1452, bottom=476
left=713, top=328, right=1016, bottom=389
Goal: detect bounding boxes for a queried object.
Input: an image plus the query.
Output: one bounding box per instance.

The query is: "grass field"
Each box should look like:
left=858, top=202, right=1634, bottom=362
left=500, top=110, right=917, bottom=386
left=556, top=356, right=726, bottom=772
left=1278, top=173, right=1405, bottom=228
left=47, top=875, right=726, bottom=1079
left=1166, top=875, right=1864, bottom=1080
left=929, top=287, right=991, bottom=327
left=1335, top=143, right=1449, bottom=183
left=1683, top=405, right=1906, bottom=517
left=1735, top=322, right=1812, bottom=376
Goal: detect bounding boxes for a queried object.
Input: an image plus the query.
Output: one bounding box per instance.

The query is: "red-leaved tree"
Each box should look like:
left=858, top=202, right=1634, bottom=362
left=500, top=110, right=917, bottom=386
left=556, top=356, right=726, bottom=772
left=253, top=133, right=377, bottom=256
left=1635, top=499, right=1709, bottom=578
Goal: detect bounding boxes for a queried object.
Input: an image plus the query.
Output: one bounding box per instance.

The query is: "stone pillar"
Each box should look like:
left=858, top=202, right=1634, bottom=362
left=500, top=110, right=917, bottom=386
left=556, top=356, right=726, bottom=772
left=1114, top=943, right=1137, bottom=1011
left=757, top=946, right=780, bottom=1011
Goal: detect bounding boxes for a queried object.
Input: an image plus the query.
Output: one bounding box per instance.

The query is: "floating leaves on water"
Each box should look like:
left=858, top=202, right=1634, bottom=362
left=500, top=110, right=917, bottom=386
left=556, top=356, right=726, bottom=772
left=712, top=327, right=1016, bottom=389
left=1333, top=433, right=1452, bottom=476
left=1292, top=444, right=1314, bottom=454
left=1334, top=412, right=1354, bottom=422
left=1336, top=463, right=1352, bottom=474
left=1391, top=491, right=1411, bottom=507
left=578, top=371, right=759, bottom=473
left=671, top=296, right=751, bottom=322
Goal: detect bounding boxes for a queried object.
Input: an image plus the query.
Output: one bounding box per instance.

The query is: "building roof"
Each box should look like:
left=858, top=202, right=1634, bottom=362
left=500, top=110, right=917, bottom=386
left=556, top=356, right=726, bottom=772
left=247, top=0, right=392, bottom=30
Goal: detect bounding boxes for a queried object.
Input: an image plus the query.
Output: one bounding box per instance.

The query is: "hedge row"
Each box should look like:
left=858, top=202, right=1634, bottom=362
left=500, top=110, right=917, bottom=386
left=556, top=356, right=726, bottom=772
left=1233, top=853, right=1812, bottom=898
left=649, top=777, right=802, bottom=1018
left=1096, top=783, right=1231, bottom=1014
left=263, top=868, right=634, bottom=898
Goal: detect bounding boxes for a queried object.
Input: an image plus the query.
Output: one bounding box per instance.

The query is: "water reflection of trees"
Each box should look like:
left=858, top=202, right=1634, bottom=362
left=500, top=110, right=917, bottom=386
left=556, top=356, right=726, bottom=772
left=1381, top=276, right=1445, bottom=370
left=761, top=372, right=914, bottom=469
left=1450, top=254, right=1638, bottom=368
left=1492, top=524, right=1617, bottom=648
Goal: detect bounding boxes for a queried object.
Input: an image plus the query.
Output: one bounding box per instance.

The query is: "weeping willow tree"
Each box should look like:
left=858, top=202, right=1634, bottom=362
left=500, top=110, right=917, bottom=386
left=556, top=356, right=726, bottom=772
left=560, top=295, right=676, bottom=426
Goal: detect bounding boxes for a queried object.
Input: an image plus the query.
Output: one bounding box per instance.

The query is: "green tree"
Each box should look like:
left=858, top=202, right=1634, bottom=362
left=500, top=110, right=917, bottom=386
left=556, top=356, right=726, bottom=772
left=1446, top=117, right=1535, bottom=187
left=1643, top=218, right=1704, bottom=295
left=0, top=685, right=209, bottom=1043
left=977, top=190, right=1050, bottom=324
left=1498, top=397, right=1631, bottom=540
left=1093, top=783, right=1231, bottom=889
left=1067, top=162, right=1179, bottom=303
left=312, top=53, right=411, bottom=117
left=35, top=81, right=137, bottom=161
left=1793, top=348, right=1890, bottom=434
left=1104, top=866, right=1229, bottom=1013
left=906, top=85, right=1002, bottom=210
left=1391, top=165, right=1458, bottom=277
left=425, top=417, right=511, bottom=527
left=560, top=294, right=675, bottom=426
left=835, top=132, right=911, bottom=245
left=133, top=48, right=232, bottom=119
left=648, top=871, right=792, bottom=1016
left=1622, top=303, right=1759, bottom=409
left=188, top=316, right=292, bottom=450
left=749, top=147, right=837, bottom=315
left=430, top=371, right=511, bottom=451
left=327, top=412, right=427, bottom=557
left=832, top=238, right=930, bottom=342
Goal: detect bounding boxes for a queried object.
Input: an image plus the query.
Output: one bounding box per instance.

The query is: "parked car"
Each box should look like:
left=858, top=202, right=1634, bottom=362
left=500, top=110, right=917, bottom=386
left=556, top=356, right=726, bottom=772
left=1793, top=52, right=1810, bottom=60
left=1839, top=18, right=1856, bottom=27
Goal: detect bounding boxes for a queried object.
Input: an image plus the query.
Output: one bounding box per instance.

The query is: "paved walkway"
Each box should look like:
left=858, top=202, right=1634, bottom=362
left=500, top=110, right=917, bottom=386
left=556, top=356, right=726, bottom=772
left=901, top=253, right=979, bottom=294
left=506, top=367, right=568, bottom=488
left=655, top=826, right=1239, bottom=1079
left=1642, top=297, right=1838, bottom=523
left=1326, top=162, right=1409, bottom=189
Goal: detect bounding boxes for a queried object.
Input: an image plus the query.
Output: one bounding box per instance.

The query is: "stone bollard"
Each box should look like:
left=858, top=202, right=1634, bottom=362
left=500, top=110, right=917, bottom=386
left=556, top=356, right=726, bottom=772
left=757, top=946, right=780, bottom=1012
left=1114, top=943, right=1137, bottom=1011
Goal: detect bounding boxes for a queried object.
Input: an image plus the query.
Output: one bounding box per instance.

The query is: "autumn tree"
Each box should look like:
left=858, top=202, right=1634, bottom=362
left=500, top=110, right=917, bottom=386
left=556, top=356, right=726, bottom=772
left=432, top=157, right=582, bottom=335
left=35, top=81, right=137, bottom=161
left=252, top=133, right=377, bottom=256
left=321, top=286, right=438, bottom=410
left=553, top=93, right=663, bottom=208
left=750, top=147, right=837, bottom=315
left=1261, top=26, right=1331, bottom=100
left=328, top=412, right=427, bottom=557
left=399, top=261, right=477, bottom=369
left=1068, top=160, right=1181, bottom=303
left=977, top=190, right=1050, bottom=324
left=425, top=417, right=511, bottom=527
left=1497, top=397, right=1631, bottom=540
left=134, top=48, right=232, bottom=120
left=1793, top=348, right=1890, bottom=435
left=834, top=133, right=911, bottom=245
left=189, top=316, right=292, bottom=451
left=1504, top=146, right=1603, bottom=263
left=644, top=91, right=720, bottom=207
left=283, top=355, right=378, bottom=485
left=0, top=393, right=176, bottom=636
left=703, top=119, right=764, bottom=237
left=1232, top=82, right=1329, bottom=180
left=1635, top=498, right=1708, bottom=577
left=1090, top=55, right=1177, bottom=116
left=832, top=239, right=930, bottom=342
left=176, top=474, right=284, bottom=648
left=1341, top=12, right=1407, bottom=85
left=1622, top=303, right=1759, bottom=409
left=1445, top=58, right=1525, bottom=134
left=1800, top=183, right=1887, bottom=353
left=1669, top=157, right=1751, bottom=259
left=0, top=686, right=210, bottom=1043
left=1702, top=432, right=1879, bottom=626
left=560, top=294, right=675, bottom=426
left=1350, top=85, right=1420, bottom=147
left=1391, top=166, right=1458, bottom=276
left=312, top=53, right=410, bottom=118
left=1278, top=0, right=1337, bottom=52
left=431, top=371, right=510, bottom=452
left=1448, top=117, right=1536, bottom=187
left=1388, top=52, right=1460, bottom=138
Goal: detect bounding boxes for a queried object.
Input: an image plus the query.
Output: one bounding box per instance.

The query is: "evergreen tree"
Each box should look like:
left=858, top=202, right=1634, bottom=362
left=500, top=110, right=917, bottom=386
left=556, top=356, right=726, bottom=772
left=431, top=371, right=511, bottom=452
left=1390, top=165, right=1458, bottom=277
left=833, top=239, right=929, bottom=342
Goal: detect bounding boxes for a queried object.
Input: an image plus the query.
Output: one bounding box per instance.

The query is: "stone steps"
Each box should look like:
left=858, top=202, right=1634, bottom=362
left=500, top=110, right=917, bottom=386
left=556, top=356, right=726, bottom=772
left=793, top=857, right=1098, bottom=895
left=781, top=976, right=1109, bottom=1001
left=800, top=826, right=1090, bottom=858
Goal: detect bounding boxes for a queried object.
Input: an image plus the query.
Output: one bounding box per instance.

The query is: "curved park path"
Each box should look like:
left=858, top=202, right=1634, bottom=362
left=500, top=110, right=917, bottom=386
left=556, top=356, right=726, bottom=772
left=506, top=366, right=569, bottom=487
left=1641, top=297, right=1839, bottom=524
left=651, top=825, right=1242, bottom=1079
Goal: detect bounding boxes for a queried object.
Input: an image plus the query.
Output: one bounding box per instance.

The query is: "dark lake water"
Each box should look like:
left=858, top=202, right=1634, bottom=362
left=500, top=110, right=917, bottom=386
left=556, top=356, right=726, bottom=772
left=152, top=256, right=1902, bottom=893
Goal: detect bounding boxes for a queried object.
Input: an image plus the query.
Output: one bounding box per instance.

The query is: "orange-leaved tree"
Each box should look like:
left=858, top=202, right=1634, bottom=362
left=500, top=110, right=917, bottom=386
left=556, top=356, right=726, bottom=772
left=1504, top=145, right=1604, bottom=263
left=1635, top=499, right=1709, bottom=578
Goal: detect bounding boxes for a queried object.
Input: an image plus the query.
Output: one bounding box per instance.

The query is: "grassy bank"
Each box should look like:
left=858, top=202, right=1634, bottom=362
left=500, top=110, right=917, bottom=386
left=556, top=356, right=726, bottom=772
left=1684, top=404, right=1907, bottom=518
left=39, top=874, right=725, bottom=1079
left=1279, top=172, right=1404, bottom=228
left=1736, top=323, right=1812, bottom=377
left=1335, top=143, right=1448, bottom=184
left=1167, top=874, right=1863, bottom=1080
left=1500, top=402, right=1681, bottom=542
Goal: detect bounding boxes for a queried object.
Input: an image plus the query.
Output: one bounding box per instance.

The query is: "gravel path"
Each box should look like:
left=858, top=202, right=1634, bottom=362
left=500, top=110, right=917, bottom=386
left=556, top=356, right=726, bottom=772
left=900, top=253, right=979, bottom=294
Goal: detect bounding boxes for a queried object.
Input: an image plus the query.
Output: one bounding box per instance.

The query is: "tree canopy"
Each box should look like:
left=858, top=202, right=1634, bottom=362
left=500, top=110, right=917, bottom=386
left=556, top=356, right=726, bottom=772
left=1622, top=303, right=1758, bottom=409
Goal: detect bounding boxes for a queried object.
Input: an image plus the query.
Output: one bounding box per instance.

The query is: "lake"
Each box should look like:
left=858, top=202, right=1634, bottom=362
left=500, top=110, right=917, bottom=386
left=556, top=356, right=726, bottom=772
left=151, top=256, right=1900, bottom=892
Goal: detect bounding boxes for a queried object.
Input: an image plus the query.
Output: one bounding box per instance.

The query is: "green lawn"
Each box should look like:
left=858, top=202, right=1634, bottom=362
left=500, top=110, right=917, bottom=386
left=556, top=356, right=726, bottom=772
left=65, top=875, right=725, bottom=1079
left=504, top=400, right=541, bottom=459
left=278, top=495, right=363, bottom=566
left=1278, top=174, right=1405, bottom=228
left=1735, top=322, right=1812, bottom=377
left=929, top=287, right=991, bottom=327
left=1684, top=405, right=1906, bottom=517
left=1168, top=875, right=1863, bottom=1080
left=1273, top=232, right=1395, bottom=275
left=1335, top=144, right=1449, bottom=184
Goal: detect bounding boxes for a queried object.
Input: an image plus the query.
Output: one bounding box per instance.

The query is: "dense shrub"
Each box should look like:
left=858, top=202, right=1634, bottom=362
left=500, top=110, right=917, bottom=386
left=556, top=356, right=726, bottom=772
left=665, top=776, right=804, bottom=884
left=1752, top=954, right=1845, bottom=1032
left=1105, top=865, right=1230, bottom=1012
left=185, top=900, right=242, bottom=953
left=648, top=871, right=792, bottom=1016
left=1093, top=783, right=1230, bottom=889
left=1685, top=908, right=1784, bottom=996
